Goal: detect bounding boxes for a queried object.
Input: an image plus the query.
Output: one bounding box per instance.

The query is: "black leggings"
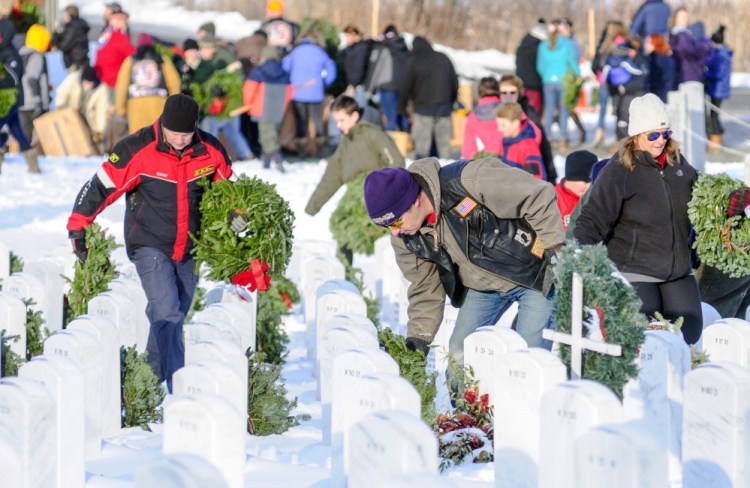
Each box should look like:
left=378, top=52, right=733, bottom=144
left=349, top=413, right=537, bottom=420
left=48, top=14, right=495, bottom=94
left=632, top=275, right=703, bottom=344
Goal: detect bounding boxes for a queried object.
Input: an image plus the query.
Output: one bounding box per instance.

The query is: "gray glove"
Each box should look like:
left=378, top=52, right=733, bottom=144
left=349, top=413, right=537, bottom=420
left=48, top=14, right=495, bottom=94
left=542, top=249, right=560, bottom=297
left=228, top=210, right=249, bottom=234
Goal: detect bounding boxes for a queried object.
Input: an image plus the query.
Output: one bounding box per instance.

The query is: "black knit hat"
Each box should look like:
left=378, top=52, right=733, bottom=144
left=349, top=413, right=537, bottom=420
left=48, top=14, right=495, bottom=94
left=81, top=65, right=98, bottom=83
left=183, top=38, right=199, bottom=51
left=161, top=94, right=199, bottom=133
left=564, top=150, right=597, bottom=183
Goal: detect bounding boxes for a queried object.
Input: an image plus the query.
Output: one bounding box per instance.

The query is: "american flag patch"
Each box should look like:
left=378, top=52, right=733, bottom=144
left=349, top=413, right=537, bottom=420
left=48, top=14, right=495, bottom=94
left=454, top=197, right=478, bottom=217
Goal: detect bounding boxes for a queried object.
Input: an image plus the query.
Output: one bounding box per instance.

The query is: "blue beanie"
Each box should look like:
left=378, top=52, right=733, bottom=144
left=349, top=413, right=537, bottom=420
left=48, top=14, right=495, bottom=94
left=364, top=167, right=419, bottom=227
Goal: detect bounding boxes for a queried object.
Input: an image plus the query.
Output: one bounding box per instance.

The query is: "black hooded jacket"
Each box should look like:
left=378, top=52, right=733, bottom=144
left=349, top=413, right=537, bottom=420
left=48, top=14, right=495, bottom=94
left=0, top=19, right=24, bottom=107
left=398, top=36, right=457, bottom=116
left=52, top=15, right=91, bottom=69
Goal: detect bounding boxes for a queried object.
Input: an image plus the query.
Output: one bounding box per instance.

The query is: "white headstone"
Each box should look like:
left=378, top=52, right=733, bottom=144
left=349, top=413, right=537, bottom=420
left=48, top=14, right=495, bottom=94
left=305, top=278, right=359, bottom=362
left=319, top=324, right=379, bottom=405
left=88, top=292, right=138, bottom=349
left=194, top=302, right=255, bottom=355
left=313, top=287, right=366, bottom=364
left=539, top=379, right=624, bottom=488
left=43, top=329, right=103, bottom=458
left=316, top=311, right=374, bottom=380
left=574, top=422, right=668, bottom=487
left=0, top=433, right=21, bottom=487
left=302, top=257, right=346, bottom=326
left=683, top=362, right=750, bottom=488
left=622, top=330, right=690, bottom=484
left=135, top=453, right=229, bottom=488
left=0, top=241, right=10, bottom=280
left=347, top=410, right=438, bottom=488
left=464, top=326, right=527, bottom=404
left=108, top=277, right=150, bottom=353
left=163, top=394, right=245, bottom=488
left=203, top=283, right=258, bottom=327
left=494, top=348, right=567, bottom=488
left=334, top=372, right=422, bottom=488
left=428, top=301, right=459, bottom=412
left=173, top=360, right=245, bottom=418
left=185, top=338, right=248, bottom=422
left=373, top=235, right=409, bottom=332
left=184, top=321, right=240, bottom=349
left=67, top=315, right=122, bottom=438
left=703, top=318, right=750, bottom=367
left=24, top=261, right=65, bottom=332
left=0, top=377, right=55, bottom=488
left=288, top=239, right=338, bottom=285
left=18, top=355, right=86, bottom=488
left=0, top=291, right=27, bottom=358
left=4, top=272, right=47, bottom=332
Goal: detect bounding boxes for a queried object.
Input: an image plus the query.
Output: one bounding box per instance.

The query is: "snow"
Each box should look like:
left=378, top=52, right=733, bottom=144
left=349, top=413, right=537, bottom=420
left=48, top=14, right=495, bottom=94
left=0, top=1, right=748, bottom=485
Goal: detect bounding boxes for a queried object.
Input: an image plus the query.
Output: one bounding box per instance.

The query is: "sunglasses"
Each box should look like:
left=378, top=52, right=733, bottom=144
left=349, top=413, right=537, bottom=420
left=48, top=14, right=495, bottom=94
left=646, top=130, right=672, bottom=142
left=501, top=91, right=518, bottom=96
left=386, top=217, right=404, bottom=229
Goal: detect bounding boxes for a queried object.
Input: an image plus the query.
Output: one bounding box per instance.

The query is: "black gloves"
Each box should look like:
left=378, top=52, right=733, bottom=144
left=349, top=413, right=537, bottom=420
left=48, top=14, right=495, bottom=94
left=405, top=337, right=431, bottom=356
left=72, top=236, right=88, bottom=263
left=228, top=210, right=249, bottom=234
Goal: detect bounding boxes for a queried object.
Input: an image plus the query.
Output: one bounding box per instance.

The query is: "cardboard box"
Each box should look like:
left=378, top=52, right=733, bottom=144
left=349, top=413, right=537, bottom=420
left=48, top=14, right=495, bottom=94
left=33, top=108, right=97, bottom=157
left=451, top=111, right=467, bottom=148
left=387, top=131, right=414, bottom=158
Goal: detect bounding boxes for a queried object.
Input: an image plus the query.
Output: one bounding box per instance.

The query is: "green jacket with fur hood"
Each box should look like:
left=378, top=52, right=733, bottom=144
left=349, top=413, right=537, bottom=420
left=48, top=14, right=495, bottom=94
left=391, top=157, right=565, bottom=343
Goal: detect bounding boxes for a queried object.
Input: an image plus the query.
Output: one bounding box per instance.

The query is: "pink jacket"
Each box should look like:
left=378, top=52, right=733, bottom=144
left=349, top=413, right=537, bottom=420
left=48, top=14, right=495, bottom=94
left=461, top=96, right=502, bottom=158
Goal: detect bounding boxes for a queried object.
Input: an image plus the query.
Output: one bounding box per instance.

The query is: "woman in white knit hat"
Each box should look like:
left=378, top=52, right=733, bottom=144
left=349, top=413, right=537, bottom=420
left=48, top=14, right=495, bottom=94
left=573, top=93, right=703, bottom=345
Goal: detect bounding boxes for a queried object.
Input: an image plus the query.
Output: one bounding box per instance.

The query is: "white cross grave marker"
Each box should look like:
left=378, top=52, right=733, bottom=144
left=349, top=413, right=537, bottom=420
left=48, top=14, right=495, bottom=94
left=543, top=273, right=622, bottom=379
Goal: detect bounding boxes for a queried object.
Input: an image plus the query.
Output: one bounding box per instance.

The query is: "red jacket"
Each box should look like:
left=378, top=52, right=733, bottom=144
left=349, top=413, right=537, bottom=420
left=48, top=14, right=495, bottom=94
left=94, top=28, right=135, bottom=88
left=461, top=96, right=502, bottom=158
left=67, top=120, right=233, bottom=261
left=501, top=118, right=545, bottom=180
left=554, top=180, right=582, bottom=230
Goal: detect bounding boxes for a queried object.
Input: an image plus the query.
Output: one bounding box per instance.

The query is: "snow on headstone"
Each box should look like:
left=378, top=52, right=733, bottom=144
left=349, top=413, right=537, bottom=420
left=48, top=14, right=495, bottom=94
left=43, top=329, right=104, bottom=458
left=24, top=261, right=65, bottom=332
left=334, top=372, right=421, bottom=488
left=574, top=422, right=668, bottom=487
left=0, top=377, right=56, bottom=488
left=683, top=362, right=750, bottom=488
left=185, top=339, right=248, bottom=422
left=316, top=310, right=373, bottom=380
left=18, top=354, right=86, bottom=488
left=347, top=410, right=438, bottom=488
left=494, top=348, right=567, bottom=488
left=193, top=302, right=255, bottom=354
left=622, top=330, right=691, bottom=484
left=703, top=318, right=750, bottom=367
left=463, top=325, right=527, bottom=407
left=67, top=315, right=122, bottom=438
left=320, top=325, right=379, bottom=443
left=107, top=277, right=150, bottom=353
left=87, top=292, right=138, bottom=349
left=312, top=284, right=364, bottom=364
left=135, top=453, right=229, bottom=488
left=173, top=360, right=244, bottom=418
left=0, top=291, right=27, bottom=359
left=539, top=379, right=623, bottom=488
left=163, top=394, right=245, bottom=488
left=0, top=240, right=10, bottom=280
left=428, top=301, right=459, bottom=412
left=329, top=348, right=400, bottom=485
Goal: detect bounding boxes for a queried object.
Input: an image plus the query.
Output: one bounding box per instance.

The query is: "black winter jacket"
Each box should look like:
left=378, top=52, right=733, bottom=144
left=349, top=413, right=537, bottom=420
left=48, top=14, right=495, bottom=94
left=0, top=19, right=23, bottom=107
left=573, top=150, right=698, bottom=281
left=343, top=39, right=373, bottom=87
left=398, top=36, right=457, bottom=116
left=52, top=16, right=90, bottom=69
left=515, top=34, right=543, bottom=92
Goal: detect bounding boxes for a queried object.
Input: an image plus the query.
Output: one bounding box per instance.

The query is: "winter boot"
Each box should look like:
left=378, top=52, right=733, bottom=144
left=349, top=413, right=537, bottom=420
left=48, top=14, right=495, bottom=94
left=23, top=148, right=40, bottom=174
left=273, top=152, right=285, bottom=173
left=593, top=127, right=605, bottom=148
left=295, top=138, right=309, bottom=158
left=708, top=134, right=722, bottom=153
left=262, top=154, right=271, bottom=169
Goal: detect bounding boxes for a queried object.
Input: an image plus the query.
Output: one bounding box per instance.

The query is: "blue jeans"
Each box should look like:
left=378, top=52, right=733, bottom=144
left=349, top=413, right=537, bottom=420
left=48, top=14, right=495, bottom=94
left=0, top=106, right=31, bottom=151
left=379, top=89, right=407, bottom=131
left=597, top=86, right=610, bottom=130
left=130, top=247, right=198, bottom=393
left=543, top=82, right=568, bottom=141
left=205, top=116, right=253, bottom=160
left=447, top=286, right=555, bottom=392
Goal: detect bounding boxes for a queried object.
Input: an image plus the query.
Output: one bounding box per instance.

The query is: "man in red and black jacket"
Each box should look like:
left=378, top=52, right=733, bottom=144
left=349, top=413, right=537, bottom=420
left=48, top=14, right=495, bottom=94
left=67, top=94, right=233, bottom=393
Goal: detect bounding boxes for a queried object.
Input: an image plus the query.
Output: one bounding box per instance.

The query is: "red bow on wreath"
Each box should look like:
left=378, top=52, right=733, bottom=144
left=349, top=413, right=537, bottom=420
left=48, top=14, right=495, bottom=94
left=232, top=258, right=271, bottom=292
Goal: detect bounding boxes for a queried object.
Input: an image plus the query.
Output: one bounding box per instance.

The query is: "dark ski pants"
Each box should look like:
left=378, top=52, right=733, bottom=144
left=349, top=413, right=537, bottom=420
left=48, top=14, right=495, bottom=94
left=632, top=274, right=703, bottom=344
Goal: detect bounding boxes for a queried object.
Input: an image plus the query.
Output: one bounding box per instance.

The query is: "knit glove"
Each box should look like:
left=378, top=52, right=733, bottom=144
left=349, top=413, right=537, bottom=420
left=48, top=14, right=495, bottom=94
left=71, top=235, right=88, bottom=263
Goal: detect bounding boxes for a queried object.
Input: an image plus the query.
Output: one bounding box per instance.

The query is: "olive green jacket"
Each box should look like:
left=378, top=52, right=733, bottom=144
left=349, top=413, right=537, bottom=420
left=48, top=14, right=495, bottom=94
left=304, top=120, right=404, bottom=216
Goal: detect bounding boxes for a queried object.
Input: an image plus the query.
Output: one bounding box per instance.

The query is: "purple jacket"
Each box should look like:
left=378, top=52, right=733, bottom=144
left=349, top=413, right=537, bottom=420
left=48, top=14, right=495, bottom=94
left=670, top=28, right=712, bottom=88
left=282, top=38, right=337, bottom=103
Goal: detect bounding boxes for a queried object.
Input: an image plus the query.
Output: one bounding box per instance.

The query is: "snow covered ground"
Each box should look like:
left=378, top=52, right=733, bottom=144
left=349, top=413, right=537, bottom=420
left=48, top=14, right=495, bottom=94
left=0, top=1, right=748, bottom=485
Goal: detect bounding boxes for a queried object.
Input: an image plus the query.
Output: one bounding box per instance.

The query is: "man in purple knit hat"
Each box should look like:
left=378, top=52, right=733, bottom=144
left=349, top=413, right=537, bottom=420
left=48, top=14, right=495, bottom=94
left=363, top=157, right=565, bottom=393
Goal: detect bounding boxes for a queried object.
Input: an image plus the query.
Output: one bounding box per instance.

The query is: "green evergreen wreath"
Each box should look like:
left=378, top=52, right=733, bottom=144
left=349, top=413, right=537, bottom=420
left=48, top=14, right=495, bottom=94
left=192, top=175, right=295, bottom=282
left=195, top=70, right=244, bottom=120
left=688, top=173, right=750, bottom=277
left=554, top=243, right=646, bottom=397
left=329, top=173, right=387, bottom=255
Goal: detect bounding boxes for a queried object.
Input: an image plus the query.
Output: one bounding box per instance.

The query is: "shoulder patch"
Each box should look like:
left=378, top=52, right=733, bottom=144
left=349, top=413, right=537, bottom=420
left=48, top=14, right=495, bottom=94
left=109, top=153, right=120, bottom=163
left=454, top=197, right=477, bottom=217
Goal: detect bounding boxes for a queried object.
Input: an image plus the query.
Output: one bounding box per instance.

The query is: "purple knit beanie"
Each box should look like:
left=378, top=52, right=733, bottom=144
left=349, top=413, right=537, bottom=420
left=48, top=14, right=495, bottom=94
left=364, top=167, right=419, bottom=227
